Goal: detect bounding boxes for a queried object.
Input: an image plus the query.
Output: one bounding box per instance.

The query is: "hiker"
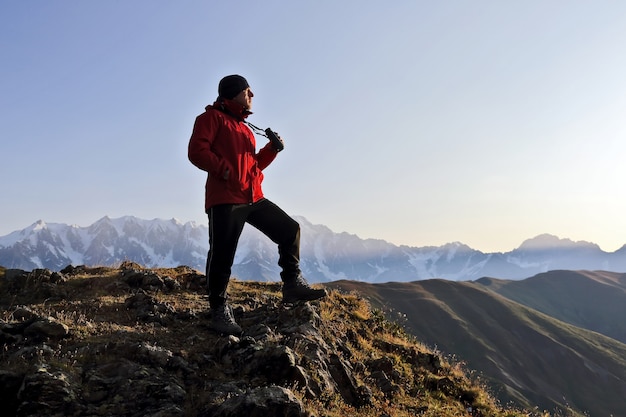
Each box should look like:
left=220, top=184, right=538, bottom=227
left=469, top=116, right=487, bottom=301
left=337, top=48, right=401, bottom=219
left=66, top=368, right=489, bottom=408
left=188, top=74, right=326, bottom=335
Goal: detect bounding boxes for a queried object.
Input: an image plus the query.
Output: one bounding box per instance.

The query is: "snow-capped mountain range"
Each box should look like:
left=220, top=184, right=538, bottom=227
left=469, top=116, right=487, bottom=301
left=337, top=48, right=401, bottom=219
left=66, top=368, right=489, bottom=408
left=1, top=215, right=626, bottom=283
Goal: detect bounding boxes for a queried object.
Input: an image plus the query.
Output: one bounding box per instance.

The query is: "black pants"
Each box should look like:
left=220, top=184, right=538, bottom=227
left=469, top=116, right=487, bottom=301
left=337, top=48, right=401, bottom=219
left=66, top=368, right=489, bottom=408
left=206, top=198, right=301, bottom=307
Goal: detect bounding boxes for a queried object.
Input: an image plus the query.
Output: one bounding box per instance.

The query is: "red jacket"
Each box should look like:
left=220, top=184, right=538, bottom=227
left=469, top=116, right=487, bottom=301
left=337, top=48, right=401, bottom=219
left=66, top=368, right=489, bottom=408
left=188, top=99, right=278, bottom=210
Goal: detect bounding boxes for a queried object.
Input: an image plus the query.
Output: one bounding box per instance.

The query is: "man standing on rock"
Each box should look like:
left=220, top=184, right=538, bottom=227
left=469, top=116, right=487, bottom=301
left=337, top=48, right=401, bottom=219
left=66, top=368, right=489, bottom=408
left=188, top=74, right=326, bottom=335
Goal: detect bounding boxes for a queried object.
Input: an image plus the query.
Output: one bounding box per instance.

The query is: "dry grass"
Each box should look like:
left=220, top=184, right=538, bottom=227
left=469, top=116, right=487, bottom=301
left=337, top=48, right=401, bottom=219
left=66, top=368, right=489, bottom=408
left=0, top=265, right=545, bottom=417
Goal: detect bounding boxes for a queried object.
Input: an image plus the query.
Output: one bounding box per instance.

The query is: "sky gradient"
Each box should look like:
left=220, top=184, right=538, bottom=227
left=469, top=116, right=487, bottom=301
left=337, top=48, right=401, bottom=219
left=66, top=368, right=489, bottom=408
left=2, top=1, right=626, bottom=253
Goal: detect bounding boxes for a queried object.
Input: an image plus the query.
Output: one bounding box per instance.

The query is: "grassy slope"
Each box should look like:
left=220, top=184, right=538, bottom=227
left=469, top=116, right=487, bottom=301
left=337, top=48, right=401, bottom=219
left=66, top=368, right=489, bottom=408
left=0, top=265, right=533, bottom=417
left=476, top=270, right=626, bottom=343
left=327, top=278, right=626, bottom=416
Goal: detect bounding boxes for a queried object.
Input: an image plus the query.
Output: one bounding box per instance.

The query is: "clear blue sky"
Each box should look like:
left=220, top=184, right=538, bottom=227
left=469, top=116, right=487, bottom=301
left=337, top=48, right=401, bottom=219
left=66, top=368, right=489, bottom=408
left=2, top=1, right=626, bottom=253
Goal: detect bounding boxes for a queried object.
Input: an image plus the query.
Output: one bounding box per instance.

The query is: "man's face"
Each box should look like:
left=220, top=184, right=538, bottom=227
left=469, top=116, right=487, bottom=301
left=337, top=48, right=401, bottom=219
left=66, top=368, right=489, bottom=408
left=233, top=87, right=254, bottom=110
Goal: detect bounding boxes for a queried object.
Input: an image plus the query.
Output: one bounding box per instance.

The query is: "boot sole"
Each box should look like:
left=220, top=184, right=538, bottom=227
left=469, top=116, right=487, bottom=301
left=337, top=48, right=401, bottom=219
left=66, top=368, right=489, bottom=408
left=282, top=290, right=327, bottom=304
left=210, top=324, right=242, bottom=336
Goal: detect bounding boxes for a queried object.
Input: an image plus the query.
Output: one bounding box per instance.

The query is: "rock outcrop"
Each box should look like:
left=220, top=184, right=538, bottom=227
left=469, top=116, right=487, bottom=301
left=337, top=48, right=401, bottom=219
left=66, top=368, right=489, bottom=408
left=0, top=263, right=533, bottom=417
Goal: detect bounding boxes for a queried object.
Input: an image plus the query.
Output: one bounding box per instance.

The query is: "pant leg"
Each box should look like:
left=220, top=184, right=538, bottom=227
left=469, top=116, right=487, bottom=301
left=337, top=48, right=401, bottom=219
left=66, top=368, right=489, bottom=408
left=247, top=198, right=301, bottom=282
left=206, top=204, right=248, bottom=307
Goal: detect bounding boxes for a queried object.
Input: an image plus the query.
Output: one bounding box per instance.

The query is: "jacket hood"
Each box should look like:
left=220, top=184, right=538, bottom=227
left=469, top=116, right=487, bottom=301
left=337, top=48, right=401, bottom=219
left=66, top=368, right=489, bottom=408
left=208, top=98, right=252, bottom=121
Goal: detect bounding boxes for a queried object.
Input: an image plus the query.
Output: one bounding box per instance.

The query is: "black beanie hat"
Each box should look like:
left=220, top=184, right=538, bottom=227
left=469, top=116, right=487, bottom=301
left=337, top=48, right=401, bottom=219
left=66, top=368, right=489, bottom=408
left=218, top=75, right=250, bottom=100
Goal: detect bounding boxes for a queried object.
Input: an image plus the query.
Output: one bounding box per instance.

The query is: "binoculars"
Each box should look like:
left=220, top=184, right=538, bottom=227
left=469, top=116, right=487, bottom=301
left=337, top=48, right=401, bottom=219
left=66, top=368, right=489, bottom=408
left=265, top=128, right=284, bottom=152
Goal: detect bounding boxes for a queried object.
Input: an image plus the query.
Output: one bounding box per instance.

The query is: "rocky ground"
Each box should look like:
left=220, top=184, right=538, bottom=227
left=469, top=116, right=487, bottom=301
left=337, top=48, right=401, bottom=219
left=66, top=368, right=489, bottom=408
left=0, top=263, right=540, bottom=417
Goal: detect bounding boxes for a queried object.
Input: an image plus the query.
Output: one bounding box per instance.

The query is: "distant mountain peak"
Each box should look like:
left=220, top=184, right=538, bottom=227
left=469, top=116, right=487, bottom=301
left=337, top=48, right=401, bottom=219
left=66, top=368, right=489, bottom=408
left=34, top=219, right=46, bottom=227
left=518, top=233, right=598, bottom=251
left=1, top=217, right=625, bottom=282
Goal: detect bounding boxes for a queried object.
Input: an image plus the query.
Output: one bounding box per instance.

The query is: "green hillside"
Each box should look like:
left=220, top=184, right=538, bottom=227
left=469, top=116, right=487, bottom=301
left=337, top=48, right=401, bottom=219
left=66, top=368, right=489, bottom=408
left=477, top=270, right=626, bottom=343
left=328, top=277, right=626, bottom=416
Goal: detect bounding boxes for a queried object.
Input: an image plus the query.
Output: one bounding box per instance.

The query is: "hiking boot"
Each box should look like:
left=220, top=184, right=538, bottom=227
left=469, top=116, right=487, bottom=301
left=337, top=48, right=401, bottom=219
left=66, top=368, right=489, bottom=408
left=282, top=274, right=327, bottom=303
left=210, top=303, right=242, bottom=335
